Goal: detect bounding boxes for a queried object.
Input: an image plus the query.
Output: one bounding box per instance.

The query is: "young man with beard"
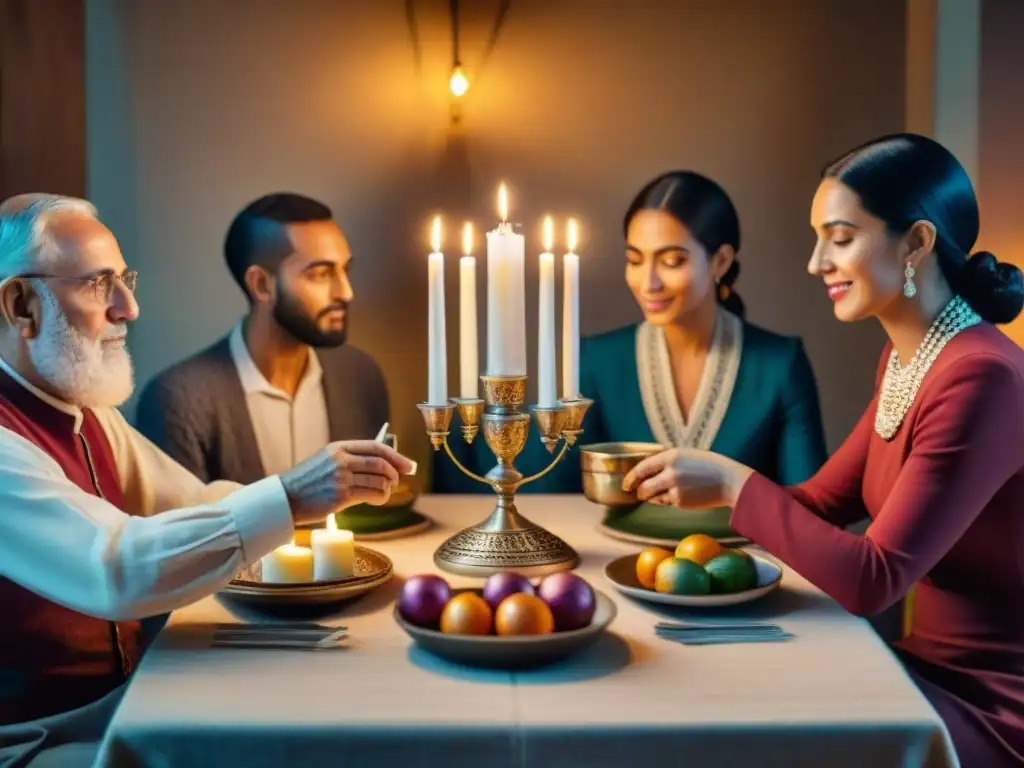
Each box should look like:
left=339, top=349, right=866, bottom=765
left=136, top=192, right=389, bottom=484
left=0, top=195, right=412, bottom=764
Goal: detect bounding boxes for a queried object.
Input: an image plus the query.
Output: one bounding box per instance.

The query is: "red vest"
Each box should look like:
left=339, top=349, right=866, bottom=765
left=0, top=369, right=142, bottom=724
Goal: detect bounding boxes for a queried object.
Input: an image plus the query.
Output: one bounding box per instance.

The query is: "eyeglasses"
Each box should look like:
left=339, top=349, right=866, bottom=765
left=17, top=270, right=139, bottom=304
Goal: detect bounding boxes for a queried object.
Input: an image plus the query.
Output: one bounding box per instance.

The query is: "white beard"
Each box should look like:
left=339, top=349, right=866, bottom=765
left=27, top=284, right=134, bottom=409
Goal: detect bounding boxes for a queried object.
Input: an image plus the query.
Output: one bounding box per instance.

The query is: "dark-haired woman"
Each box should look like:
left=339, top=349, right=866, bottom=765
left=435, top=171, right=828, bottom=546
left=625, top=135, right=1024, bottom=767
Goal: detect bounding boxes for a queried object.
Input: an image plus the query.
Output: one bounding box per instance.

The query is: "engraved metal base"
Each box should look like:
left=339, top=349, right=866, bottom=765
left=433, top=525, right=580, bottom=578
left=433, top=496, right=579, bottom=578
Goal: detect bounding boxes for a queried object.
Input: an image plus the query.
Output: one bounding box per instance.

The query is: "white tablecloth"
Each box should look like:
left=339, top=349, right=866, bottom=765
left=95, top=494, right=958, bottom=767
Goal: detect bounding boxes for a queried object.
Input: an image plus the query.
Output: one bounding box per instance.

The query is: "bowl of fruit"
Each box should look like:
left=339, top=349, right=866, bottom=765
left=604, top=534, right=782, bottom=607
left=394, top=571, right=617, bottom=669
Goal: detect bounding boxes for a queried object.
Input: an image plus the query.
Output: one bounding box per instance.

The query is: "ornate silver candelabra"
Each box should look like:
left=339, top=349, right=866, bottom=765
left=418, top=376, right=592, bottom=578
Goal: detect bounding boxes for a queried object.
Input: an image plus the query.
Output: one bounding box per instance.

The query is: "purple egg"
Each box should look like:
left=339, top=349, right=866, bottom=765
left=482, top=571, right=535, bottom=611
left=398, top=574, right=452, bottom=628
left=538, top=572, right=596, bottom=631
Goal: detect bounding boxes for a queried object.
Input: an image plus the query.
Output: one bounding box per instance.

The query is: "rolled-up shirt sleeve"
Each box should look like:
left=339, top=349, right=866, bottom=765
left=0, top=409, right=294, bottom=622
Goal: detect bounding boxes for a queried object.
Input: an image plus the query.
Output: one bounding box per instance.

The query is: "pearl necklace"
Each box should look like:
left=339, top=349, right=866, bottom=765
left=874, top=295, right=982, bottom=440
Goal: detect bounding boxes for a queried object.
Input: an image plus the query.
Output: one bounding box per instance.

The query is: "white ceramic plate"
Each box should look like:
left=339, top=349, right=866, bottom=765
left=604, top=552, right=783, bottom=607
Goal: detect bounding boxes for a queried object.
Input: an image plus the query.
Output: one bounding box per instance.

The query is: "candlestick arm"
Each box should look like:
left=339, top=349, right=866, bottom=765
left=441, top=437, right=492, bottom=487
left=518, top=439, right=570, bottom=486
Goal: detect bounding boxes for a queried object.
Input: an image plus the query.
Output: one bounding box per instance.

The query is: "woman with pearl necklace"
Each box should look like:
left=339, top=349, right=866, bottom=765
left=625, top=133, right=1024, bottom=768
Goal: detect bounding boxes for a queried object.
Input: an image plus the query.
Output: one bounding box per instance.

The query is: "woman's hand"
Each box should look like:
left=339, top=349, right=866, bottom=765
left=622, top=448, right=754, bottom=509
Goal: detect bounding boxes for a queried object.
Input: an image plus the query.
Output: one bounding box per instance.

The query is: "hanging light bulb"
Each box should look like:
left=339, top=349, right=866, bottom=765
left=449, top=65, right=469, bottom=98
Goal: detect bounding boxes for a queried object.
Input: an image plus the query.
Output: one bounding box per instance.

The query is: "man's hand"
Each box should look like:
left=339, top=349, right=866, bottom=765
left=280, top=440, right=416, bottom=526
left=622, top=448, right=754, bottom=510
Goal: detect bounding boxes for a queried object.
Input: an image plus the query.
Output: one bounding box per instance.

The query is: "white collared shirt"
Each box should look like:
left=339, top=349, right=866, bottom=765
left=0, top=356, right=294, bottom=621
left=228, top=322, right=331, bottom=477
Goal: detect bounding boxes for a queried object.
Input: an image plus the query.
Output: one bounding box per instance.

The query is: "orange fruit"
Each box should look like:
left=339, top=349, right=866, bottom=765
left=675, top=534, right=723, bottom=566
left=655, top=557, right=711, bottom=595
left=636, top=546, right=674, bottom=589
left=440, top=592, right=493, bottom=635
left=494, top=593, right=555, bottom=636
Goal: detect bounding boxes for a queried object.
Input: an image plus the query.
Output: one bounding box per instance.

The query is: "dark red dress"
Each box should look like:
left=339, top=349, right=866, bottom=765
left=731, top=323, right=1024, bottom=768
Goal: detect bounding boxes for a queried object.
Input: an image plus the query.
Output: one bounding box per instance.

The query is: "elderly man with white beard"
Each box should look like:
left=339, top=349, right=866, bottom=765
left=0, top=194, right=414, bottom=766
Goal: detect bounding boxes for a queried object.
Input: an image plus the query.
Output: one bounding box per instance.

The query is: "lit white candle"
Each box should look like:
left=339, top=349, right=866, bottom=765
left=562, top=219, right=580, bottom=399
left=311, top=515, right=355, bottom=581
left=261, top=539, right=313, bottom=583
left=537, top=216, right=557, bottom=407
left=459, top=222, right=478, bottom=399
left=486, top=184, right=527, bottom=376
left=427, top=216, right=447, bottom=405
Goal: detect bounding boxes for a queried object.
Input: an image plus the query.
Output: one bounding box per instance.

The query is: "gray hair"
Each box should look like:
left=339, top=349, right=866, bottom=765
left=0, top=194, right=99, bottom=280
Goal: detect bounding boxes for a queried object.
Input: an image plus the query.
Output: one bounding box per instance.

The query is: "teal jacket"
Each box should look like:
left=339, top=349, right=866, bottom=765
left=431, top=320, right=827, bottom=499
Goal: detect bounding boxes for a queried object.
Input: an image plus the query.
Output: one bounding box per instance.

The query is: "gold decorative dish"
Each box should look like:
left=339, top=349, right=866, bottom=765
left=220, top=545, right=393, bottom=606
left=580, top=442, right=665, bottom=506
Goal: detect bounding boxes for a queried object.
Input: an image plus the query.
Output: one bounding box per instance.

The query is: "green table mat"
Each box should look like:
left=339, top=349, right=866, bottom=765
left=602, top=503, right=738, bottom=542
left=333, top=504, right=426, bottom=535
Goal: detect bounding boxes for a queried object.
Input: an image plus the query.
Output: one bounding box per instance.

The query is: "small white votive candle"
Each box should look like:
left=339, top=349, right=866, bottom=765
left=311, top=515, right=355, bottom=581
left=261, top=540, right=314, bottom=583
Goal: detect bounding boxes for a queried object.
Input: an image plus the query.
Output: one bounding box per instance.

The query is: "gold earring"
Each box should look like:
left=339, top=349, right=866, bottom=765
left=903, top=263, right=916, bottom=298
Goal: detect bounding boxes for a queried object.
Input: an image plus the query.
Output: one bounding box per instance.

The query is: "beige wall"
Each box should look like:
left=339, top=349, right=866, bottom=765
left=86, top=0, right=905, bottom=467
left=978, top=0, right=1024, bottom=345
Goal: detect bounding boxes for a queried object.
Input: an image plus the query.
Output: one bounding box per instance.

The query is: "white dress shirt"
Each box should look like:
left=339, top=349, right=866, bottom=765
left=228, top=322, right=331, bottom=477
left=0, top=357, right=295, bottom=621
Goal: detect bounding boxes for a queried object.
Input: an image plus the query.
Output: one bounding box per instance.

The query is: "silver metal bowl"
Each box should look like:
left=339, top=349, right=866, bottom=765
left=580, top=442, right=666, bottom=506
left=395, top=588, right=617, bottom=669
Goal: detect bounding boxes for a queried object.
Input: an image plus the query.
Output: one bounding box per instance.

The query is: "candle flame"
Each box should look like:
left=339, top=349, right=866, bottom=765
left=462, top=222, right=473, bottom=256
left=326, top=514, right=337, bottom=533
left=498, top=184, right=508, bottom=223
left=543, top=216, right=554, bottom=252
left=567, top=218, right=579, bottom=253
left=430, top=216, right=442, bottom=252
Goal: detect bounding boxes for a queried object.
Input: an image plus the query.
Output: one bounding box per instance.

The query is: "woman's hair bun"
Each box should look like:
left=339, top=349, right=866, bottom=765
left=957, top=251, right=1024, bottom=324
